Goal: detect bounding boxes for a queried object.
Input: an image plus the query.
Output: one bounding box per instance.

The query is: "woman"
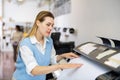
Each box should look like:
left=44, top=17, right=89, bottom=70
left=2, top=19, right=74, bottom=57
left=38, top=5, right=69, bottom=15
left=11, top=25, right=23, bottom=62
left=13, top=11, right=83, bottom=80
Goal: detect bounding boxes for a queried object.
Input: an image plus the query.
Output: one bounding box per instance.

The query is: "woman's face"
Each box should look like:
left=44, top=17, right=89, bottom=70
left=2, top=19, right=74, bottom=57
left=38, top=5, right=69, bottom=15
left=36, top=17, right=54, bottom=37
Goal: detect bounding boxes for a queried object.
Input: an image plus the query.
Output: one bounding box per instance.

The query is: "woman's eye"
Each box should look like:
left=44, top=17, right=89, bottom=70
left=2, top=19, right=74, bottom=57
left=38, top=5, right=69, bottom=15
left=47, top=24, right=50, bottom=26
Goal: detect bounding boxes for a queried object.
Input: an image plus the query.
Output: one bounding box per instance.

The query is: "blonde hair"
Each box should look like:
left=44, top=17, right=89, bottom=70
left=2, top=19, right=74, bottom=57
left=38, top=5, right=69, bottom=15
left=26, top=11, right=54, bottom=38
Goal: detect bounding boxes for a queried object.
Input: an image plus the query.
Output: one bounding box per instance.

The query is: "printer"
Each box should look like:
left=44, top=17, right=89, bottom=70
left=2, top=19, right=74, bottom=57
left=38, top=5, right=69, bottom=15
left=96, top=70, right=120, bottom=80
left=73, top=42, right=120, bottom=80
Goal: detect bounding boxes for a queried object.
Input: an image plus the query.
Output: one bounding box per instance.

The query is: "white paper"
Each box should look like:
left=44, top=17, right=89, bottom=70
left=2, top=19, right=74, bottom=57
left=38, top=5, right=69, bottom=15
left=96, top=50, right=116, bottom=59
left=78, top=43, right=97, bottom=55
left=104, top=53, right=120, bottom=68
left=104, top=60, right=120, bottom=68
left=57, top=57, right=110, bottom=80
left=109, top=53, right=120, bottom=64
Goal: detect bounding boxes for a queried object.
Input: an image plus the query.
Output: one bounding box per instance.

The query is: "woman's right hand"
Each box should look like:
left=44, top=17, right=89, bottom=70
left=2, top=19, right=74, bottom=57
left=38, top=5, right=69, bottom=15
left=58, top=63, right=83, bottom=70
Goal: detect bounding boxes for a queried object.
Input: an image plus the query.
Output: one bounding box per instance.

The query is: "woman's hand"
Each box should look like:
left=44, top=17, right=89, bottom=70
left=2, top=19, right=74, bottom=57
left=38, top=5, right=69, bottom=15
left=31, top=63, right=83, bottom=76
left=60, top=52, right=79, bottom=59
left=58, top=63, right=83, bottom=70
left=57, top=52, right=79, bottom=62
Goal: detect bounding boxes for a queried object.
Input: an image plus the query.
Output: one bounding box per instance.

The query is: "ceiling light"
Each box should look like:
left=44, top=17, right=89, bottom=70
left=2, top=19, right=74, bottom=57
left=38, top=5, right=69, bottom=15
left=17, top=0, right=24, bottom=2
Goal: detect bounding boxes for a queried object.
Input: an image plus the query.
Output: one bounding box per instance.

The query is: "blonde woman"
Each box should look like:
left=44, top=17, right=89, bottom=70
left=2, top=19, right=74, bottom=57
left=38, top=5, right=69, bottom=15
left=13, top=11, right=83, bottom=80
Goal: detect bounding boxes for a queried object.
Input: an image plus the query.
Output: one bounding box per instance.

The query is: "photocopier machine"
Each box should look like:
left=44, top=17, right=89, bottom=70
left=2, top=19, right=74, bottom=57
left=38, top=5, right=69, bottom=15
left=73, top=42, right=120, bottom=80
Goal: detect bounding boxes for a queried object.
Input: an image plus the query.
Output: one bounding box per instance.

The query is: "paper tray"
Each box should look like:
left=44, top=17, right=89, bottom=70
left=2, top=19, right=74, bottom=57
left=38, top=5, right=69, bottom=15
left=73, top=42, right=120, bottom=72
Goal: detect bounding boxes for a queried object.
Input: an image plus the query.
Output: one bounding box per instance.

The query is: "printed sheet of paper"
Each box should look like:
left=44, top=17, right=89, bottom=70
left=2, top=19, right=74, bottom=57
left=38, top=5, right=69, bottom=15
left=104, top=53, right=120, bottom=68
left=96, top=50, right=116, bottom=59
left=104, top=60, right=120, bottom=68
left=78, top=43, right=97, bottom=55
left=109, top=53, right=120, bottom=64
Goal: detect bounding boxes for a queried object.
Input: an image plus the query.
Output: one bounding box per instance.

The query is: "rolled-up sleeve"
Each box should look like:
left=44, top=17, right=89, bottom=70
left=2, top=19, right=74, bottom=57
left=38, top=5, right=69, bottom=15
left=50, top=46, right=57, bottom=65
left=20, top=46, right=38, bottom=76
left=50, top=46, right=62, bottom=78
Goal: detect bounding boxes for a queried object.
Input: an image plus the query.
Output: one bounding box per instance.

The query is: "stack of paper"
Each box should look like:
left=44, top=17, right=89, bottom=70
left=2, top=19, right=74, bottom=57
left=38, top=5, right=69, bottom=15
left=96, top=50, right=116, bottom=59
left=104, top=53, right=120, bottom=68
left=78, top=43, right=97, bottom=55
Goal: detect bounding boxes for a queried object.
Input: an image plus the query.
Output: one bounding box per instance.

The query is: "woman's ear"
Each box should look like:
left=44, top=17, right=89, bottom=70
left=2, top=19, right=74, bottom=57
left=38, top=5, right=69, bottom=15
left=36, top=20, right=40, bottom=26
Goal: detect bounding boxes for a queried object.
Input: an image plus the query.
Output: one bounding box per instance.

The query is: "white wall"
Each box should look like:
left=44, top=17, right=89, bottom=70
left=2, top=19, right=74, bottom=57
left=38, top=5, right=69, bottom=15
left=3, top=0, right=120, bottom=46
left=0, top=0, right=2, bottom=16
left=3, top=0, right=49, bottom=22
left=55, top=0, right=120, bottom=46
left=0, top=0, right=2, bottom=37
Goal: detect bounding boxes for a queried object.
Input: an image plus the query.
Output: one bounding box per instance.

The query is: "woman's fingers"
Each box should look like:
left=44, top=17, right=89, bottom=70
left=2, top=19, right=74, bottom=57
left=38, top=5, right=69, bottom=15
left=59, top=63, right=83, bottom=69
left=61, top=52, right=79, bottom=59
left=69, top=52, right=79, bottom=58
